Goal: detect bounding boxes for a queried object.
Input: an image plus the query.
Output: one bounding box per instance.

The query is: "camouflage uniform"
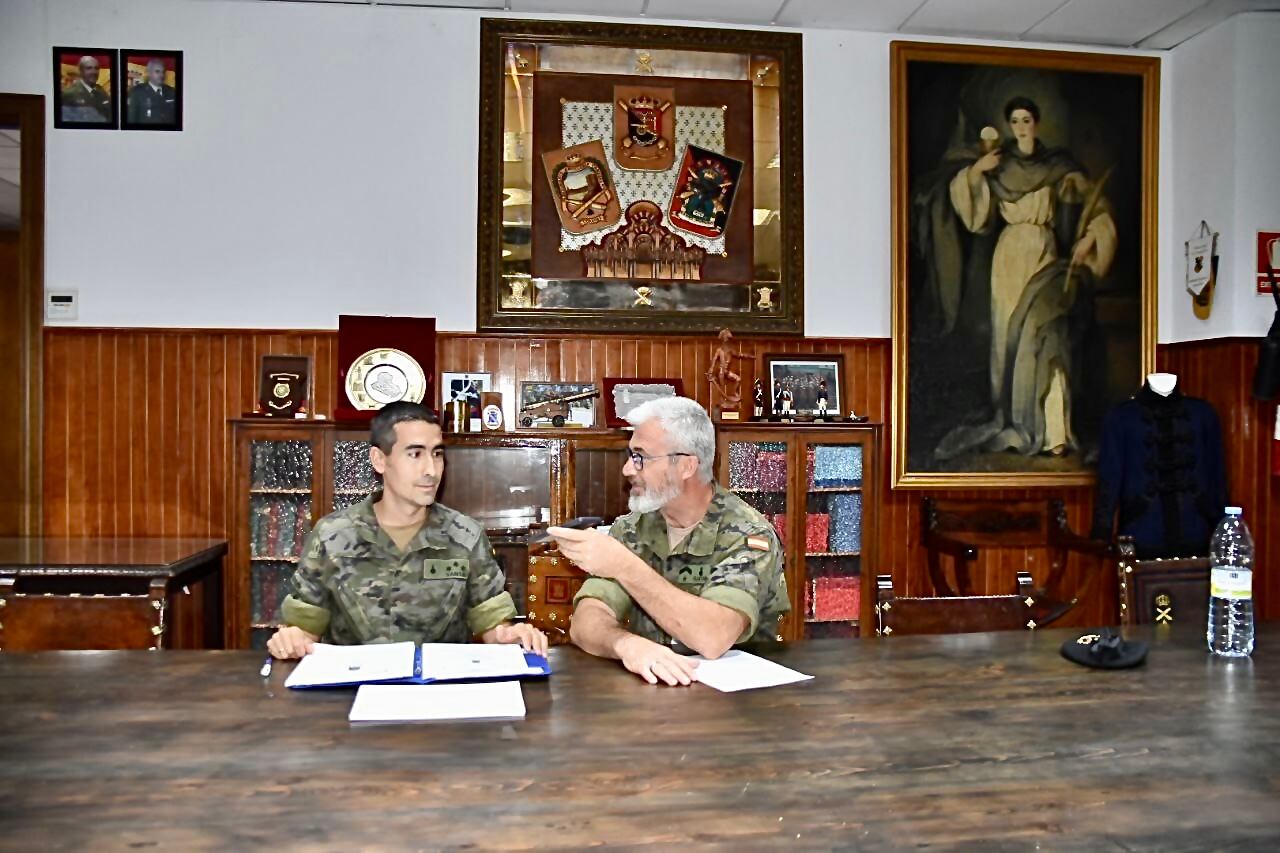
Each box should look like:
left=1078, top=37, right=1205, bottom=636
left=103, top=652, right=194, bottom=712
left=281, top=492, right=516, bottom=644
left=573, top=484, right=789, bottom=644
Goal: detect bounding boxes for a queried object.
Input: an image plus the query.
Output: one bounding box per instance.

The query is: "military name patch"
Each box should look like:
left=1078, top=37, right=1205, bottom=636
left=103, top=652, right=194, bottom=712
left=746, top=535, right=770, bottom=552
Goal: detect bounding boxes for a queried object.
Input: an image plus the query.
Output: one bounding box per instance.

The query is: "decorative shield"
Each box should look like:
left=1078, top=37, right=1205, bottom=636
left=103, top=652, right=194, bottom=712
left=613, top=85, right=675, bottom=172
left=668, top=144, right=744, bottom=240
left=540, top=140, right=622, bottom=235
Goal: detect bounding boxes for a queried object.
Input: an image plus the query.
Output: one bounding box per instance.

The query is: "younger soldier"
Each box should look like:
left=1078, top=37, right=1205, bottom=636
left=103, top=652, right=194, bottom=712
left=551, top=397, right=788, bottom=686
left=267, top=402, right=546, bottom=659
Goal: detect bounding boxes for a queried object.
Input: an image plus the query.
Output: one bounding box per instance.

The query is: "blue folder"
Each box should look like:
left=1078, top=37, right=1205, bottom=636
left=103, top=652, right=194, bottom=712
left=287, top=645, right=551, bottom=690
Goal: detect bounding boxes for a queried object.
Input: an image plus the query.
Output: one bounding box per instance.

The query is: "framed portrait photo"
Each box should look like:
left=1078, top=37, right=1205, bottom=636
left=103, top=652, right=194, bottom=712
left=763, top=354, right=845, bottom=418
left=602, top=378, right=685, bottom=428
left=52, top=47, right=118, bottom=129
left=441, top=371, right=491, bottom=429
left=518, top=382, right=598, bottom=429
left=476, top=18, right=804, bottom=335
left=890, top=42, right=1158, bottom=487
left=121, top=50, right=183, bottom=131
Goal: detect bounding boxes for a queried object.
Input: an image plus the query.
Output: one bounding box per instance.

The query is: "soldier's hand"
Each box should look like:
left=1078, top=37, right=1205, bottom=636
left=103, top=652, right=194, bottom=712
left=615, top=635, right=699, bottom=686
left=490, top=622, right=549, bottom=657
left=547, top=526, right=637, bottom=580
left=267, top=625, right=319, bottom=660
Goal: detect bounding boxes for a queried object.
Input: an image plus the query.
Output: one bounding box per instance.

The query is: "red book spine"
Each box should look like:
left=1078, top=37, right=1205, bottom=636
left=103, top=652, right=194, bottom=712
left=266, top=500, right=281, bottom=559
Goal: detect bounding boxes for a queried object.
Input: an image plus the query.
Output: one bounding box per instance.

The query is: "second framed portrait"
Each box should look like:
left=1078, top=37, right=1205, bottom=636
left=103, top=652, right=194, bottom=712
left=122, top=50, right=183, bottom=131
left=890, top=42, right=1158, bottom=487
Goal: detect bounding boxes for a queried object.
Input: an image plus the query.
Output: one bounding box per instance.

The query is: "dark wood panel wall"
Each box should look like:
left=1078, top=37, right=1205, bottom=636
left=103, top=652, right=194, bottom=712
left=43, top=328, right=1277, bottom=626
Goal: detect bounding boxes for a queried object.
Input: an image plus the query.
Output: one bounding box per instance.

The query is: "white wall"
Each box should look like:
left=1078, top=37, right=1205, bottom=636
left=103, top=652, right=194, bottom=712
left=0, top=0, right=1199, bottom=338
left=1165, top=13, right=1280, bottom=342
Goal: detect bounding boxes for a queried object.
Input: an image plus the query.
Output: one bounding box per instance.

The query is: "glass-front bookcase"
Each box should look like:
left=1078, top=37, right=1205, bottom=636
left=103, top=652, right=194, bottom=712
left=228, top=420, right=629, bottom=649
left=717, top=423, right=879, bottom=640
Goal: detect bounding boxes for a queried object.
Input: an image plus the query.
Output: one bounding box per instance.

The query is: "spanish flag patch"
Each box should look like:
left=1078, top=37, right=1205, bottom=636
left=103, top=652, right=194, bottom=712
left=746, top=534, right=770, bottom=552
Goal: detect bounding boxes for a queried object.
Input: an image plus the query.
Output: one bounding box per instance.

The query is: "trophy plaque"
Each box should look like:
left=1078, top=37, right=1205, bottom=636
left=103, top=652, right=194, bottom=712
left=343, top=348, right=427, bottom=411
left=335, top=315, right=436, bottom=422
left=257, top=354, right=311, bottom=417
left=481, top=392, right=504, bottom=431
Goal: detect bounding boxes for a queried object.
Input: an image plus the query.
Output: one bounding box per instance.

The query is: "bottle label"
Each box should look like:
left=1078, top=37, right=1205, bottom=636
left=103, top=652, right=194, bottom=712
left=1210, top=567, right=1252, bottom=600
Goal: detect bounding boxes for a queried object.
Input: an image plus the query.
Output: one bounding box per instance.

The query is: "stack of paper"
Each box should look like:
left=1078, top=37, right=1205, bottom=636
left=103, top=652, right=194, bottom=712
left=687, top=650, right=813, bottom=692
left=349, top=682, right=526, bottom=724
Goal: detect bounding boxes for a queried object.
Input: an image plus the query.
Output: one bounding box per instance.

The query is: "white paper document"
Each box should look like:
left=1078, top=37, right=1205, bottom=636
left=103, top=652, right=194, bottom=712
left=688, top=650, right=813, bottom=693
left=420, top=643, right=539, bottom=682
left=349, top=682, right=527, bottom=724
left=284, top=641, right=416, bottom=689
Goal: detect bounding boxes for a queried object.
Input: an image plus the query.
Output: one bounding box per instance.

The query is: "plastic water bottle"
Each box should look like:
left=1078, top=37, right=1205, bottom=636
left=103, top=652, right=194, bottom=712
left=1207, top=506, right=1255, bottom=657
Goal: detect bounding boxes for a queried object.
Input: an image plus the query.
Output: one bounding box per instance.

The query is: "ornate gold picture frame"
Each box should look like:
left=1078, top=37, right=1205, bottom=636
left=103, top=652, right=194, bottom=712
left=891, top=42, right=1159, bottom=488
left=476, top=18, right=804, bottom=335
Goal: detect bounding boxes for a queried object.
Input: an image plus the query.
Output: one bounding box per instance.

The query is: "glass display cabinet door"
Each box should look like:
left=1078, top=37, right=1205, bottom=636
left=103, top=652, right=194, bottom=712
left=332, top=434, right=379, bottom=511
left=801, top=441, right=864, bottom=639
left=247, top=438, right=314, bottom=650
left=724, top=436, right=792, bottom=639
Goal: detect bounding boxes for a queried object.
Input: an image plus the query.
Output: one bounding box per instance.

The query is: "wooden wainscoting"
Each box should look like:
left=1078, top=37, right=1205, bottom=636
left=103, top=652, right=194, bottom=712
left=43, top=328, right=1276, bottom=628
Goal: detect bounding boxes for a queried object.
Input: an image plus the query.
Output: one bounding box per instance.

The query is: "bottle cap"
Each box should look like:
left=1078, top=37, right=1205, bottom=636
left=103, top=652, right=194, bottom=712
left=1225, top=506, right=1242, bottom=516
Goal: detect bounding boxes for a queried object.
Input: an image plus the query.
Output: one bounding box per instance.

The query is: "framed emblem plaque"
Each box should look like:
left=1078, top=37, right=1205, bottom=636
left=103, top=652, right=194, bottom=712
left=257, top=354, right=311, bottom=417
left=477, top=19, right=804, bottom=335
left=335, top=315, right=436, bottom=422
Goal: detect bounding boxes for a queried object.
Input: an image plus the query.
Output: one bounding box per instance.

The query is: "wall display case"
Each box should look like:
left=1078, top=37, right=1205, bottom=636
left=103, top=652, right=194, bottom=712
left=228, top=420, right=629, bottom=649
left=717, top=423, right=879, bottom=640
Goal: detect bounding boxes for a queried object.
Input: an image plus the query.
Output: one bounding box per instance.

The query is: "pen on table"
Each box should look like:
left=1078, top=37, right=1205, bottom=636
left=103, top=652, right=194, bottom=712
left=259, top=656, right=273, bottom=678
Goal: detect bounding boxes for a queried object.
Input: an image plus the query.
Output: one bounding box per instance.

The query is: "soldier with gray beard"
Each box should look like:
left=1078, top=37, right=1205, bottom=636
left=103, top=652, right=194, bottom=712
left=551, top=397, right=788, bottom=686
left=266, top=402, right=547, bottom=659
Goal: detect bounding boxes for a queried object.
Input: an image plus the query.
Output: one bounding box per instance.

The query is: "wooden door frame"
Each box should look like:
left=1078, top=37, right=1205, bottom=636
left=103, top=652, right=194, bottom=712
left=0, top=94, right=44, bottom=537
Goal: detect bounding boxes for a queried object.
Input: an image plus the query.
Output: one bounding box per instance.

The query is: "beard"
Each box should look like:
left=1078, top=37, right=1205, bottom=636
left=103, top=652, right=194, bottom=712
left=628, top=469, right=682, bottom=514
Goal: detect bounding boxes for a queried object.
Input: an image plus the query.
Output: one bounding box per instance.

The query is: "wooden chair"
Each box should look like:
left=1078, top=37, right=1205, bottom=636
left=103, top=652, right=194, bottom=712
left=1116, top=536, right=1210, bottom=628
left=920, top=497, right=1109, bottom=626
left=874, top=572, right=1039, bottom=636
left=525, top=537, right=589, bottom=645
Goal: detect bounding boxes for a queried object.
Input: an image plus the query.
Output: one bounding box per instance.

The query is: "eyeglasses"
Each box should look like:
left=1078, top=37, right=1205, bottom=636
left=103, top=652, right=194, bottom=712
left=627, top=451, right=694, bottom=471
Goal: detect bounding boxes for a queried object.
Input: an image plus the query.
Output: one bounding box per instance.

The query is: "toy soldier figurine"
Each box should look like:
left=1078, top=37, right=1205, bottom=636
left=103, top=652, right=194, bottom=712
left=772, top=380, right=785, bottom=418
left=752, top=378, right=765, bottom=419
left=815, top=378, right=829, bottom=417
left=706, top=328, right=750, bottom=421
left=781, top=387, right=794, bottom=416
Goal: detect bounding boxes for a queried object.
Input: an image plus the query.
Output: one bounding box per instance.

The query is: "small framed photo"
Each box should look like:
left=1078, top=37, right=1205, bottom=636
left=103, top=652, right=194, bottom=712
left=121, top=50, right=183, bottom=131
left=602, top=378, right=685, bottom=429
left=763, top=353, right=846, bottom=418
left=53, top=47, right=118, bottom=129
left=518, top=382, right=598, bottom=429
left=441, top=371, right=491, bottom=429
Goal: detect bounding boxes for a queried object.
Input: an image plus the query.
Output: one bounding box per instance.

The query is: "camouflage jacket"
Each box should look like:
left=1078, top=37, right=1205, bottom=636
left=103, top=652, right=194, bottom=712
left=281, top=493, right=516, bottom=644
left=573, top=483, right=789, bottom=644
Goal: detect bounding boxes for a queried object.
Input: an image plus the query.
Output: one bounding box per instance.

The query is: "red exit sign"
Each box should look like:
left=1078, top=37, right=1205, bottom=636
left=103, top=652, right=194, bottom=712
left=1258, top=230, right=1280, bottom=293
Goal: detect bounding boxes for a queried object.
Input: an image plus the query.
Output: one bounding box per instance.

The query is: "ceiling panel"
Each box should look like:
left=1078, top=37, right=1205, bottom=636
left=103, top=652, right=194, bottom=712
left=774, top=0, right=922, bottom=31
left=1028, top=0, right=1209, bottom=45
left=1139, top=0, right=1280, bottom=48
left=902, top=0, right=1067, bottom=37
left=643, top=0, right=785, bottom=26
left=510, top=0, right=646, bottom=14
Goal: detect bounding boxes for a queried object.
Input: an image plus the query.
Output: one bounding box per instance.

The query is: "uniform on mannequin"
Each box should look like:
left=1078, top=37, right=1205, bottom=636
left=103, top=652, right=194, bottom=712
left=1091, top=374, right=1225, bottom=557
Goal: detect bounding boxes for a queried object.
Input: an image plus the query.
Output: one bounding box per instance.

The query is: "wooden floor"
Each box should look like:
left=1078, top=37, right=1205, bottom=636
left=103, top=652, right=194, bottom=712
left=1, top=626, right=1277, bottom=850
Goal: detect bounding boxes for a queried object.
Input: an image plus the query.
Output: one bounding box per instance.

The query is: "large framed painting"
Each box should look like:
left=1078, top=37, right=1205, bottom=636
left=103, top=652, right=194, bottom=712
left=476, top=19, right=803, bottom=335
left=891, top=42, right=1159, bottom=488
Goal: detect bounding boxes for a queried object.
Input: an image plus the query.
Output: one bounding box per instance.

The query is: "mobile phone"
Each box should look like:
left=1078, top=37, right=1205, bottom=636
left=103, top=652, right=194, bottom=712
left=529, top=516, right=604, bottom=544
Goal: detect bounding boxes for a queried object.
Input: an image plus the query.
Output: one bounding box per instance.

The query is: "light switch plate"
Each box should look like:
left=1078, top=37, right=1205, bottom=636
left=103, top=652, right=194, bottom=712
left=46, top=290, right=78, bottom=322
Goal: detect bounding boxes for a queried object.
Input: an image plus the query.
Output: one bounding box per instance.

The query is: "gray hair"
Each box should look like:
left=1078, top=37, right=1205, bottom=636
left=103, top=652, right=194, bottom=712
left=625, top=396, right=715, bottom=483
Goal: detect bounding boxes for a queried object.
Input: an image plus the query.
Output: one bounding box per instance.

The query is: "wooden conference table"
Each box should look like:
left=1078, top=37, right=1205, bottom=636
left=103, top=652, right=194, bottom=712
left=1, top=625, right=1276, bottom=849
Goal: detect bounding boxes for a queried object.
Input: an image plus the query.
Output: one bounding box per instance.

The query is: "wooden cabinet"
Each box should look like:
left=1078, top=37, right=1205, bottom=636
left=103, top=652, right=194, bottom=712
left=716, top=424, right=879, bottom=640
left=227, top=420, right=629, bottom=649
